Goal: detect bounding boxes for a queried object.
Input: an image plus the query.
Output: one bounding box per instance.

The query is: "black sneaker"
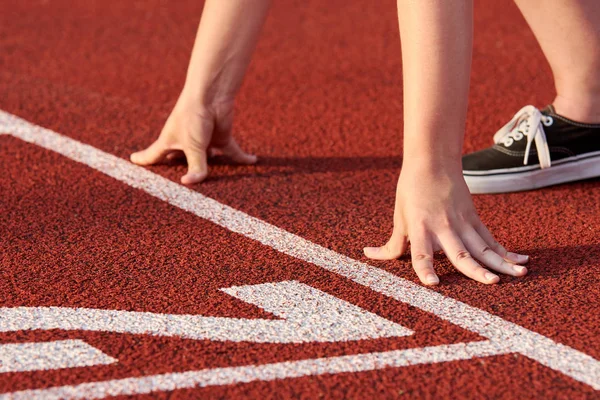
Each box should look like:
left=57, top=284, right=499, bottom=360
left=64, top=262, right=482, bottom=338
left=462, top=105, right=600, bottom=194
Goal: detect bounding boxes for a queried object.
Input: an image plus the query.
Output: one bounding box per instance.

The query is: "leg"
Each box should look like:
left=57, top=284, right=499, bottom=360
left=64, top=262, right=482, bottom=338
left=515, top=0, right=600, bottom=123
left=461, top=0, right=600, bottom=193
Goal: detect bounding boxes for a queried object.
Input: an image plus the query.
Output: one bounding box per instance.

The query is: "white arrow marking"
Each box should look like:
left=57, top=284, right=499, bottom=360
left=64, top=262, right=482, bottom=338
left=0, top=281, right=411, bottom=343
left=0, top=340, right=116, bottom=373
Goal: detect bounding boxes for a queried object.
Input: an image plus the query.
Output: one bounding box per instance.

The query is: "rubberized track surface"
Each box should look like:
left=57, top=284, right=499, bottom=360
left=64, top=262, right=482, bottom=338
left=0, top=0, right=599, bottom=398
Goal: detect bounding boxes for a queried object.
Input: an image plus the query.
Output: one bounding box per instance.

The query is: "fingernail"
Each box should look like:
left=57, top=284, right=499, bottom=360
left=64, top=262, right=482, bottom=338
left=426, top=274, right=439, bottom=285
left=513, top=265, right=527, bottom=274
left=364, top=247, right=379, bottom=254
left=508, top=252, right=529, bottom=263
left=485, top=272, right=499, bottom=282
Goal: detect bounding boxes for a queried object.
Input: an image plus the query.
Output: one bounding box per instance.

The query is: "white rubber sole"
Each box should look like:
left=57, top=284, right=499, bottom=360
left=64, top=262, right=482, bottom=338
left=463, top=153, right=600, bottom=194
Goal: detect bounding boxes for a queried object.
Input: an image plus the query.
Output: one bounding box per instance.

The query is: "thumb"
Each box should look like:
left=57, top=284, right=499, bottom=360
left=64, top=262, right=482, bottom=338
left=130, top=139, right=169, bottom=166
left=364, top=228, right=408, bottom=260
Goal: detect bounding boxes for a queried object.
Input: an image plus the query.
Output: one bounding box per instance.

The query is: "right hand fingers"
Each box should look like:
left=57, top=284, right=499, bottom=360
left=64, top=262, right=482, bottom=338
left=181, top=147, right=209, bottom=185
left=131, top=133, right=210, bottom=185
left=219, top=139, right=258, bottom=165
left=132, top=139, right=253, bottom=185
left=186, top=138, right=256, bottom=184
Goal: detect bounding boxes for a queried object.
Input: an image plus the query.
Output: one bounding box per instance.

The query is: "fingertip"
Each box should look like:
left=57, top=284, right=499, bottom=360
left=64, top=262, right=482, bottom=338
left=130, top=146, right=162, bottom=166
left=363, top=246, right=381, bottom=259
left=512, top=265, right=528, bottom=277
left=364, top=246, right=395, bottom=260
left=507, top=252, right=529, bottom=264
left=484, top=272, right=500, bottom=284
left=424, top=274, right=439, bottom=286
left=246, top=154, right=258, bottom=165
left=364, top=245, right=403, bottom=261
left=181, top=172, right=207, bottom=185
left=234, top=152, right=258, bottom=165
left=130, top=152, right=142, bottom=164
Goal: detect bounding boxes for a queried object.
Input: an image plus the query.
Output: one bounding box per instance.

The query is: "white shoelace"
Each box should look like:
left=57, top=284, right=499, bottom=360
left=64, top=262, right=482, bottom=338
left=492, top=105, right=554, bottom=168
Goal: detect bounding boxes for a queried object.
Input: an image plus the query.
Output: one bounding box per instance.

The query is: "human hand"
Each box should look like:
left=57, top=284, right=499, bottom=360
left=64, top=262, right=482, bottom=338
left=130, top=0, right=269, bottom=184
left=130, top=96, right=256, bottom=184
left=364, top=163, right=529, bottom=285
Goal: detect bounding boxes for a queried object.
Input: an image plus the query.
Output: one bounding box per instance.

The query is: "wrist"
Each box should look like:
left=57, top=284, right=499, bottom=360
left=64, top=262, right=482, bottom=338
left=402, top=133, right=464, bottom=175
left=179, top=85, right=235, bottom=114
left=401, top=154, right=463, bottom=177
left=402, top=144, right=463, bottom=169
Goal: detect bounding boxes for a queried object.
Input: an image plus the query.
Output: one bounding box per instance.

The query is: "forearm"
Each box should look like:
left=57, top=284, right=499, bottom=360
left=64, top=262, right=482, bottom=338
left=182, top=0, right=272, bottom=107
left=397, top=0, right=473, bottom=171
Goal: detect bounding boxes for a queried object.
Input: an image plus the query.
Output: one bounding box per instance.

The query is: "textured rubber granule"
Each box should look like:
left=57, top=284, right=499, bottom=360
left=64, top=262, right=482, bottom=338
left=0, top=0, right=598, bottom=398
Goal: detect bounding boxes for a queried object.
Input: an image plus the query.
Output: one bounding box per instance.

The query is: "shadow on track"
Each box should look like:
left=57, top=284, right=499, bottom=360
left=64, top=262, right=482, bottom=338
left=198, top=155, right=403, bottom=181
left=522, top=243, right=600, bottom=277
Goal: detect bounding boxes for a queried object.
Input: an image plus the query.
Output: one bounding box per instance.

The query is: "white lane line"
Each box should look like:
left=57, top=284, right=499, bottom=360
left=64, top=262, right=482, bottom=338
left=0, top=111, right=598, bottom=392
left=0, top=281, right=411, bottom=343
left=1, top=341, right=509, bottom=399
left=0, top=340, right=116, bottom=373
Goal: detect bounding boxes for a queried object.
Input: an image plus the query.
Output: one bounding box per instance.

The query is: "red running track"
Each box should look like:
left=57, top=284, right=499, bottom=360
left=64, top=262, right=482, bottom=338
left=1, top=0, right=599, bottom=398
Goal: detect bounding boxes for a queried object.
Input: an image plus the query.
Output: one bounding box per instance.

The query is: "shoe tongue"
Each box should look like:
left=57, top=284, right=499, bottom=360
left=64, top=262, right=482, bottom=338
left=541, top=104, right=555, bottom=115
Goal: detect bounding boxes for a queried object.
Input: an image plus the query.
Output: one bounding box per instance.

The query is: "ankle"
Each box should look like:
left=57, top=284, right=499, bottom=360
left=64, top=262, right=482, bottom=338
left=552, top=94, right=600, bottom=124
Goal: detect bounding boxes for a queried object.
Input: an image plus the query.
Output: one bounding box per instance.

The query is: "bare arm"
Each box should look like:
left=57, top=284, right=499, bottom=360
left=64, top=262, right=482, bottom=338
left=183, top=0, right=272, bottom=106
left=365, top=0, right=530, bottom=285
left=399, top=0, right=472, bottom=169
left=131, top=0, right=271, bottom=184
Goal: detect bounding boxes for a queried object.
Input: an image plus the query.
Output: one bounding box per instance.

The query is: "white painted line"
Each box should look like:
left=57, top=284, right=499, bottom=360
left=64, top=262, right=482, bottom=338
left=0, top=111, right=598, bottom=392
left=221, top=280, right=413, bottom=340
left=0, top=340, right=116, bottom=373
left=0, top=281, right=411, bottom=343
left=0, top=341, right=509, bottom=399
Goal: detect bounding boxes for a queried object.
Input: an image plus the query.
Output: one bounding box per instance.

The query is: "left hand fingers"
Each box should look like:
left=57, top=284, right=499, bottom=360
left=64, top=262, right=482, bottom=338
left=218, top=139, right=258, bottom=165
left=438, top=230, right=500, bottom=284
left=409, top=230, right=438, bottom=285
left=461, top=226, right=527, bottom=277
left=474, top=220, right=529, bottom=265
